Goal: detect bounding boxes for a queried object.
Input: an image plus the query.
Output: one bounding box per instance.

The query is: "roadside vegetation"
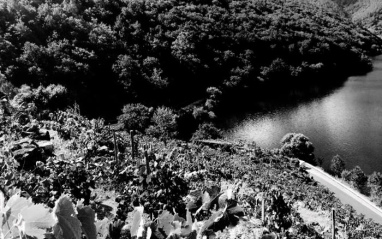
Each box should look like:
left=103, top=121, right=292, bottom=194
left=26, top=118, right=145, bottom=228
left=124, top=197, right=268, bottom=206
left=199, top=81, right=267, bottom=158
left=329, top=154, right=382, bottom=208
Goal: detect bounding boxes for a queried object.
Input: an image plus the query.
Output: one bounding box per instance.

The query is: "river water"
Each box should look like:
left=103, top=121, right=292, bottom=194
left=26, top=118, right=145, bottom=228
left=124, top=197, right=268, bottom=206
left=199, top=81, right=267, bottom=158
left=224, top=56, right=382, bottom=174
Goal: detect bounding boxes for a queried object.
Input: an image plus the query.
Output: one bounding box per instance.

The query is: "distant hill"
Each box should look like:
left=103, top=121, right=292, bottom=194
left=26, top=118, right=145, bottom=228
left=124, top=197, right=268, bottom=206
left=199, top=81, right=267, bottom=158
left=318, top=0, right=382, bottom=36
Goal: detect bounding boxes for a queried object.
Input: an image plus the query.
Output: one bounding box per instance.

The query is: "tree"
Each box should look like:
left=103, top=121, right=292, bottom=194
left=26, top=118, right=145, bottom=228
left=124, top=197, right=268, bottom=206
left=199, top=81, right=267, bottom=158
left=146, top=107, right=178, bottom=140
left=367, top=172, right=382, bottom=205
left=349, top=166, right=367, bottom=191
left=191, top=123, right=222, bottom=141
left=330, top=155, right=345, bottom=177
left=280, top=133, right=315, bottom=164
left=341, top=169, right=351, bottom=182
left=117, top=103, right=152, bottom=132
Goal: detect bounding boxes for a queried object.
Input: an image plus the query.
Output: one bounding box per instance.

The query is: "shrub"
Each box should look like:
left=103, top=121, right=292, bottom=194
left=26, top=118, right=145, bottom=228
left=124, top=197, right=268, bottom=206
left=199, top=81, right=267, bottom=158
left=0, top=72, right=18, bottom=98
left=146, top=107, right=178, bottom=139
left=341, top=169, right=351, bottom=182
left=368, top=172, right=382, bottom=203
left=280, top=133, right=315, bottom=164
left=192, top=106, right=209, bottom=122
left=349, top=166, right=367, bottom=191
left=191, top=123, right=222, bottom=141
left=330, top=155, right=345, bottom=177
left=43, top=84, right=70, bottom=110
left=117, top=103, right=152, bottom=132
left=12, top=84, right=70, bottom=112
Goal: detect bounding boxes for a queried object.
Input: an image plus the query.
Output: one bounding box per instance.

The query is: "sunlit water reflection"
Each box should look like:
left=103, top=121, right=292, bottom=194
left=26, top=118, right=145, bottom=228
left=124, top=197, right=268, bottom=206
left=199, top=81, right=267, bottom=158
left=224, top=56, right=382, bottom=174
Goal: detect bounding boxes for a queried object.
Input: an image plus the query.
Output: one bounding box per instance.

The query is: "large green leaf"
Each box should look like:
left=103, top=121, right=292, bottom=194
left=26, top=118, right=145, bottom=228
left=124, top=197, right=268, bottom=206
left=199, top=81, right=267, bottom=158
left=157, top=210, right=174, bottom=236
left=20, top=203, right=55, bottom=238
left=53, top=195, right=82, bottom=239
left=1, top=193, right=32, bottom=238
left=77, top=204, right=97, bottom=239
left=95, top=218, right=109, bottom=239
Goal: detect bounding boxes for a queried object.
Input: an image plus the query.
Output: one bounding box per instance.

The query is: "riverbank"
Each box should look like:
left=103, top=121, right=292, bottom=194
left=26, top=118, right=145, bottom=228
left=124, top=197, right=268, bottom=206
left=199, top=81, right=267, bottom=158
left=302, top=161, right=382, bottom=224
left=222, top=55, right=382, bottom=175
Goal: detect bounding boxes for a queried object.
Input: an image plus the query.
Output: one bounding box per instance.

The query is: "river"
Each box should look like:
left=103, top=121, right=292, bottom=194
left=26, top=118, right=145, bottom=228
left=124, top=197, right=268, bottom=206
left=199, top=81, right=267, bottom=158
left=223, top=56, right=382, bottom=174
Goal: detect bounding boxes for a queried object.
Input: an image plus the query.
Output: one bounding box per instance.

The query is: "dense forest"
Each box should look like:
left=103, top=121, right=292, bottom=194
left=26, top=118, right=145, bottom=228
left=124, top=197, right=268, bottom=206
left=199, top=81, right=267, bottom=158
left=0, top=0, right=381, bottom=120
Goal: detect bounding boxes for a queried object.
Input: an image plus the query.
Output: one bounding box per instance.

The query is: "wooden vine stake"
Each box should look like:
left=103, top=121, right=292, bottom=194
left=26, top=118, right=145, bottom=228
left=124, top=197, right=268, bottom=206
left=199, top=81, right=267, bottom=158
left=261, top=199, right=265, bottom=224
left=130, top=130, right=135, bottom=164
left=332, top=208, right=336, bottom=239
left=113, top=130, right=118, bottom=165
left=144, top=148, right=150, bottom=175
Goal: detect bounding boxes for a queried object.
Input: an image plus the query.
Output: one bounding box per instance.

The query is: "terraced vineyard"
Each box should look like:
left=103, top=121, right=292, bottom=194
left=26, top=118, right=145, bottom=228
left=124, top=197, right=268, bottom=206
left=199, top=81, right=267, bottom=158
left=1, top=108, right=382, bottom=238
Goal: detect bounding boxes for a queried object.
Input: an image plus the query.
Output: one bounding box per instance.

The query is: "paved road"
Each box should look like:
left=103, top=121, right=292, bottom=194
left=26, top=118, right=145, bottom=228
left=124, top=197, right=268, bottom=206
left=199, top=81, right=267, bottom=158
left=303, top=162, right=382, bottom=225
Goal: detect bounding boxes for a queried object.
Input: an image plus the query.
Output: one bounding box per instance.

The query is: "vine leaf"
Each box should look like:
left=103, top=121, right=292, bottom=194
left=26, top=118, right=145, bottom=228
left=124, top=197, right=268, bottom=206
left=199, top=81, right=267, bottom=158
left=130, top=206, right=144, bottom=237
left=20, top=203, right=55, bottom=238
left=0, top=190, right=4, bottom=226
left=146, top=226, right=152, bottom=239
left=157, top=210, right=174, bottom=236
left=77, top=204, right=97, bottom=239
left=95, top=218, right=110, bottom=239
left=0, top=190, right=4, bottom=211
left=180, top=209, right=193, bottom=237
left=53, top=195, right=82, bottom=239
left=166, top=221, right=181, bottom=238
left=1, top=193, right=32, bottom=237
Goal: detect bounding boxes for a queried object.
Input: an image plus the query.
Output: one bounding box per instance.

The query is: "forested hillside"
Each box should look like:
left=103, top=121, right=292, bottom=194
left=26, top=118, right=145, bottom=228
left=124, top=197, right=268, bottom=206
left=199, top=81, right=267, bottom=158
left=0, top=0, right=381, bottom=118
left=324, top=0, right=382, bottom=36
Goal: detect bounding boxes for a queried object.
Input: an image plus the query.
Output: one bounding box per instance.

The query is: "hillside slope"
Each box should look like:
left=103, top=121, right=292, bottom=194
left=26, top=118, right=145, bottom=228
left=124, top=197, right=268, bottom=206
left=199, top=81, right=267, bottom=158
left=1, top=0, right=381, bottom=118
left=324, top=0, right=382, bottom=36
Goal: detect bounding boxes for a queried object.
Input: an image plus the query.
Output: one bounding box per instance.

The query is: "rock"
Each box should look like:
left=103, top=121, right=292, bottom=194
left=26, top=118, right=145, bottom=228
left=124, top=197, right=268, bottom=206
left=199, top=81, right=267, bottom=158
left=35, top=129, right=50, bottom=140
left=98, top=146, right=108, bottom=152
left=37, top=141, right=54, bottom=154
left=26, top=124, right=39, bottom=133
left=10, top=138, right=51, bottom=170
left=13, top=147, right=43, bottom=170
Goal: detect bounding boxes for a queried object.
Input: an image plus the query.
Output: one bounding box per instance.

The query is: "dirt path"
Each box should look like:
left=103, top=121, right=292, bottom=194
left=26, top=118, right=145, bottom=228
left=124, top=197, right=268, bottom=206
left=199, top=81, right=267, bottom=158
left=303, top=161, right=382, bottom=225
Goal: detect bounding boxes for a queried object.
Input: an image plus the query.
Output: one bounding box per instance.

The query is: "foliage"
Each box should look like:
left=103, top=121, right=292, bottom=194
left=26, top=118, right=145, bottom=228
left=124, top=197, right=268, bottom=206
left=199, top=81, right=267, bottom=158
left=0, top=191, right=55, bottom=239
left=0, top=192, right=101, bottom=239
left=12, top=84, right=70, bottom=113
left=341, top=169, right=352, bottom=181
left=330, top=154, right=345, bottom=176
left=117, top=103, right=152, bottom=132
left=280, top=133, right=315, bottom=164
left=191, top=123, right=222, bottom=141
left=347, top=166, right=368, bottom=190
left=367, top=171, right=382, bottom=205
left=0, top=0, right=381, bottom=117
left=1, top=109, right=382, bottom=238
left=324, top=0, right=382, bottom=36
left=0, top=72, right=17, bottom=99
left=146, top=107, right=178, bottom=140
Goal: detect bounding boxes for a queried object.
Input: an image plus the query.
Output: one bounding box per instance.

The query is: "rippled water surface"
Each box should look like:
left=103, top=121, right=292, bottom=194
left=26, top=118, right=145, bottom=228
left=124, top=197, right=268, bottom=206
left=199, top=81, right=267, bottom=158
left=224, top=56, right=382, bottom=174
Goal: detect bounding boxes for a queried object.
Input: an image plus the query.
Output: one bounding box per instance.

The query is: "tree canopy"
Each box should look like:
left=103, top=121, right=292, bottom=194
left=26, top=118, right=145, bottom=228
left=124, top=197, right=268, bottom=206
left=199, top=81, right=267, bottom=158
left=0, top=0, right=381, bottom=117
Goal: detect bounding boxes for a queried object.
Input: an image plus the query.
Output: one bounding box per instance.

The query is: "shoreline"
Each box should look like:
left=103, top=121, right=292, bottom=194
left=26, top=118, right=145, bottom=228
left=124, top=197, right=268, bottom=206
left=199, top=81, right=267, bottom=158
left=303, top=160, right=382, bottom=224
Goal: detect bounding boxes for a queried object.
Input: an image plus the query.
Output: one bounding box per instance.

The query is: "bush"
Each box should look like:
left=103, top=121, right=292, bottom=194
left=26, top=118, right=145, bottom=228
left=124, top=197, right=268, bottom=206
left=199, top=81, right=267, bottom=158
left=117, top=103, right=152, bottom=132
left=0, top=72, right=18, bottom=99
left=341, top=169, right=351, bottom=182
left=330, top=155, right=345, bottom=177
left=146, top=107, right=178, bottom=139
left=191, top=123, right=222, bottom=141
left=192, top=106, right=210, bottom=122
left=13, top=84, right=70, bottom=112
left=43, top=84, right=70, bottom=110
left=280, top=133, right=315, bottom=164
left=349, top=166, right=367, bottom=191
left=368, top=171, right=382, bottom=202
